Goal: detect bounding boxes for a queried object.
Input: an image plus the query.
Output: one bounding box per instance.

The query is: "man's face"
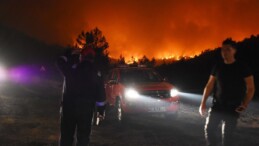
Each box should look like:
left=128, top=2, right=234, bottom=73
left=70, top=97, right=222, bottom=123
left=221, top=44, right=236, bottom=60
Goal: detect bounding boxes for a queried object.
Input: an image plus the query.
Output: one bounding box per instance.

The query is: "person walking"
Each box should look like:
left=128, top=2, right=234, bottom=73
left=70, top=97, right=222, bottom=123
left=199, top=39, right=255, bottom=146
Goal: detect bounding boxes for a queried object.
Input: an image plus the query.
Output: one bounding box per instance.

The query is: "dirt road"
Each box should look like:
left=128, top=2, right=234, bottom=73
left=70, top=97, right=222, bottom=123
left=0, top=81, right=259, bottom=146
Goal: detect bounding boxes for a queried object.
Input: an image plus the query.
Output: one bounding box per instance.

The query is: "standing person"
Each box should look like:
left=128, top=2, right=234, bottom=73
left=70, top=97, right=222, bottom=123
left=57, top=48, right=106, bottom=146
left=199, top=38, right=255, bottom=146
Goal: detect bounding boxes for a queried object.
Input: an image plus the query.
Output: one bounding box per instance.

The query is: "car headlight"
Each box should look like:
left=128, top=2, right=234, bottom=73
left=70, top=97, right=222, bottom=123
left=0, top=65, right=7, bottom=81
left=170, top=88, right=179, bottom=97
left=125, top=88, right=140, bottom=99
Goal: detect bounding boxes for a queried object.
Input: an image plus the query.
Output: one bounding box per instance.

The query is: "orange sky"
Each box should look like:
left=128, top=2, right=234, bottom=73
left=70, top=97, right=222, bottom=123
left=1, top=0, right=259, bottom=60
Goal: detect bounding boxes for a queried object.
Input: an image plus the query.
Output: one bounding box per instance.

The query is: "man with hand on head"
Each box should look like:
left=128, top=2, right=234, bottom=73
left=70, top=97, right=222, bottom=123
left=57, top=47, right=106, bottom=146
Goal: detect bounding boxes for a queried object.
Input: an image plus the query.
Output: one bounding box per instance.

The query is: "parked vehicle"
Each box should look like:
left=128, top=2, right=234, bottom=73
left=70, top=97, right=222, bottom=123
left=105, top=66, right=180, bottom=123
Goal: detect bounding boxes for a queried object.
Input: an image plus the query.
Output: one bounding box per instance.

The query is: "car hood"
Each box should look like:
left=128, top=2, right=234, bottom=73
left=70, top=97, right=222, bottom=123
left=124, top=82, right=174, bottom=91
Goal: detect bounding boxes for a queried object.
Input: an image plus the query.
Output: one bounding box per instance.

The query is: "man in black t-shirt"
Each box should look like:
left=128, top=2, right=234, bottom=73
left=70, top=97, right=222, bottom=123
left=199, top=39, right=255, bottom=146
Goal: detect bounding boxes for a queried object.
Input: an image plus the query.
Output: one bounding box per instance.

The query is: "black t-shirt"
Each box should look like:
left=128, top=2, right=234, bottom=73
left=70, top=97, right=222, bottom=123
left=76, top=61, right=106, bottom=102
left=211, top=61, right=252, bottom=108
left=58, top=58, right=106, bottom=104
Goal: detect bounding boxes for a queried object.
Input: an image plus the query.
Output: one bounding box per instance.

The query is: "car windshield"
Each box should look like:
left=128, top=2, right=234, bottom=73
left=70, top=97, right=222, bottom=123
left=120, top=68, right=163, bottom=83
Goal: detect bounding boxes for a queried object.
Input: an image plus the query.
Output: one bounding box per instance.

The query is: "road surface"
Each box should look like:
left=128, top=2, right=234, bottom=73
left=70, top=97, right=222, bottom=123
left=0, top=80, right=259, bottom=146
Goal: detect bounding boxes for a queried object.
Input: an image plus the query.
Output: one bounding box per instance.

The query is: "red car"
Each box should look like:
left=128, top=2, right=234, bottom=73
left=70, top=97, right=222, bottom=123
left=105, top=66, right=180, bottom=122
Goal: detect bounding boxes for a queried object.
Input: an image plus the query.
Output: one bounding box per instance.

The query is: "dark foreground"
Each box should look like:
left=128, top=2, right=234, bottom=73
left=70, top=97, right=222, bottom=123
left=0, top=80, right=259, bottom=146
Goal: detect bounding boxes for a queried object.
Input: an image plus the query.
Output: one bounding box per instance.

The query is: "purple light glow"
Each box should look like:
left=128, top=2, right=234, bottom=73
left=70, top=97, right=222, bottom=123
left=9, top=65, right=40, bottom=84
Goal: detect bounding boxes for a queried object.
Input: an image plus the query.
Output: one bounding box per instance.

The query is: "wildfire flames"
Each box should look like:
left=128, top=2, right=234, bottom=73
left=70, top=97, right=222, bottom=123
left=1, top=0, right=259, bottom=60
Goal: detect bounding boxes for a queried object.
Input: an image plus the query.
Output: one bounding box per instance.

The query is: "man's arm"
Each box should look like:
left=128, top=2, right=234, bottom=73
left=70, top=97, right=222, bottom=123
left=199, top=75, right=216, bottom=116
left=237, top=76, right=255, bottom=112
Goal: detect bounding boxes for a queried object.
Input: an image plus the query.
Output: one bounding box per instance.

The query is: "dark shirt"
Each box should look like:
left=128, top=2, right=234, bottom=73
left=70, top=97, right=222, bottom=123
left=57, top=56, right=106, bottom=105
left=211, top=61, right=252, bottom=109
left=75, top=61, right=106, bottom=102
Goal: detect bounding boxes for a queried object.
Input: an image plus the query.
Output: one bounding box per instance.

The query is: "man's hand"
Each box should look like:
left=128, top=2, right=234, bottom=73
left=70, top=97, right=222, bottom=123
left=199, top=75, right=215, bottom=117
left=97, top=106, right=105, bottom=118
left=97, top=113, right=105, bottom=121
left=235, top=105, right=246, bottom=113
left=96, top=102, right=106, bottom=117
left=235, top=76, right=255, bottom=113
left=199, top=103, right=207, bottom=116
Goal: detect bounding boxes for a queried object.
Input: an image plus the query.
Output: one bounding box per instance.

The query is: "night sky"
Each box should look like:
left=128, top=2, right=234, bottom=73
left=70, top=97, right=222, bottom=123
left=1, top=0, right=259, bottom=60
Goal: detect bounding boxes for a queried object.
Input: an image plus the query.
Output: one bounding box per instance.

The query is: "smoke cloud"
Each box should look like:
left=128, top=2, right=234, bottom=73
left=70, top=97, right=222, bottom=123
left=1, top=0, right=259, bottom=60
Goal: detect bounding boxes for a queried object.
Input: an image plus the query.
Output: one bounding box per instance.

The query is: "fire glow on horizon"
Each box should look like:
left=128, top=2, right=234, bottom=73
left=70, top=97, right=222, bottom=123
left=1, top=0, right=259, bottom=60
left=107, top=50, right=201, bottom=63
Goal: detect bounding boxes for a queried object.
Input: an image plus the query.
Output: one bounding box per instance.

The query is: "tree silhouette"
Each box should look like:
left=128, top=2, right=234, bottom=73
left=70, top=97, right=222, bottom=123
left=156, top=35, right=259, bottom=97
left=150, top=57, right=156, bottom=67
left=139, top=55, right=156, bottom=67
left=129, top=56, right=138, bottom=66
left=118, top=54, right=126, bottom=65
left=76, top=27, right=110, bottom=72
left=139, top=55, right=149, bottom=65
